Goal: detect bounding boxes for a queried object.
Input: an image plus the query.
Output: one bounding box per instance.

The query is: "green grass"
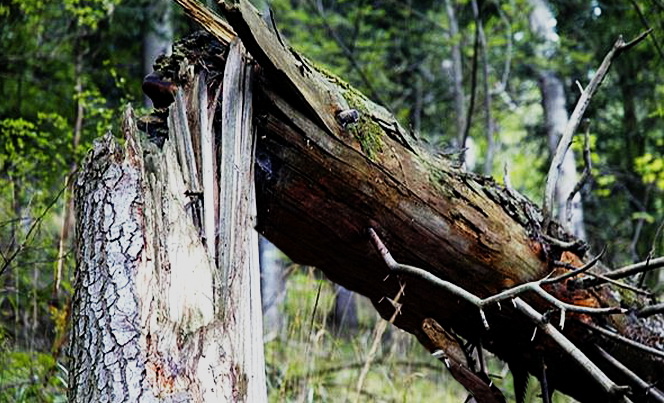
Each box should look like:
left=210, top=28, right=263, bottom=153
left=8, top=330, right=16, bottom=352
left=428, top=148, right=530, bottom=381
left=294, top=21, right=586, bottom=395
left=265, top=268, right=579, bottom=402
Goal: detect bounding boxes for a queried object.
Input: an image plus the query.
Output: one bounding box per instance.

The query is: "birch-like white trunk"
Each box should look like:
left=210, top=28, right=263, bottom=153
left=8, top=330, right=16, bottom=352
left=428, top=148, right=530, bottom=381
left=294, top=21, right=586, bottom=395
left=530, top=0, right=587, bottom=240
left=70, top=40, right=266, bottom=402
left=143, top=0, right=173, bottom=107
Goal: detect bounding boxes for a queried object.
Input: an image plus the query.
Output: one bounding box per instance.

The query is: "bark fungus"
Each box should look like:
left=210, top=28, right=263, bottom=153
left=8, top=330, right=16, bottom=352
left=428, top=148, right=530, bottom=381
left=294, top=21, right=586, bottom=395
left=72, top=0, right=664, bottom=401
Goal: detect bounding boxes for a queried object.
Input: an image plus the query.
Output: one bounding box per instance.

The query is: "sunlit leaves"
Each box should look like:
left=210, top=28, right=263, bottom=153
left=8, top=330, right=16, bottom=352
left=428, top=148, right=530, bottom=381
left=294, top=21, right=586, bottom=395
left=63, top=0, right=121, bottom=30
left=635, top=153, right=664, bottom=190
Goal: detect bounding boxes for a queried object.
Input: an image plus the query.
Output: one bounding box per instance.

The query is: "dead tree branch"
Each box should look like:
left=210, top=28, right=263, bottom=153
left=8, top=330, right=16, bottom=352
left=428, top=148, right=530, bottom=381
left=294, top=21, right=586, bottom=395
left=579, top=256, right=664, bottom=288
left=543, top=30, right=651, bottom=224
left=368, top=227, right=629, bottom=399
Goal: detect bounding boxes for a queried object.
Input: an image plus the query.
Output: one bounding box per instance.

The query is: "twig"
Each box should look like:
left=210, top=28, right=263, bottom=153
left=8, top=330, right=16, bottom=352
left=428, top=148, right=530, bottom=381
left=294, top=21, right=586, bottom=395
left=0, top=185, right=66, bottom=277
left=581, top=321, right=664, bottom=359
left=580, top=256, right=664, bottom=287
left=546, top=247, right=605, bottom=284
left=355, top=284, right=405, bottom=402
left=513, top=298, right=628, bottom=397
left=552, top=258, right=653, bottom=296
left=565, top=124, right=592, bottom=229
left=595, top=345, right=664, bottom=402
left=540, top=234, right=588, bottom=254
left=628, top=0, right=664, bottom=59
left=543, top=30, right=651, bottom=223
left=367, top=228, right=624, bottom=333
left=461, top=20, right=480, bottom=156
left=582, top=272, right=652, bottom=297
left=636, top=302, right=664, bottom=318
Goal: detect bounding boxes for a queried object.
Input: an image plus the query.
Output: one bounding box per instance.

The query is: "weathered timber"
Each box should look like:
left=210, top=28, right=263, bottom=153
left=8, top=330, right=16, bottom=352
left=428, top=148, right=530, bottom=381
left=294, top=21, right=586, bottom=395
left=71, top=40, right=267, bottom=401
left=146, top=1, right=663, bottom=401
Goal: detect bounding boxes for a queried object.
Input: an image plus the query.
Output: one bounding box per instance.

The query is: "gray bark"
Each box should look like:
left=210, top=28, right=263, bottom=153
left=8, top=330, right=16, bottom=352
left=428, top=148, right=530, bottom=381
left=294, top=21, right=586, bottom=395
left=328, top=285, right=359, bottom=337
left=259, top=237, right=285, bottom=341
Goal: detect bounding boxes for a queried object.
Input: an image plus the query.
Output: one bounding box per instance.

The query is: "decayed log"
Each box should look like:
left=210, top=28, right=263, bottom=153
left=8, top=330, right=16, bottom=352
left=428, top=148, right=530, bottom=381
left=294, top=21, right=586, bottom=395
left=144, top=1, right=662, bottom=401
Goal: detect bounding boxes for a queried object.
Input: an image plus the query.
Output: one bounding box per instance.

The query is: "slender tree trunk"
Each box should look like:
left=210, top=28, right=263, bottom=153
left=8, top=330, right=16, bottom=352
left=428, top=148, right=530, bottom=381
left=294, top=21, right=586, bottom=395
left=328, top=285, right=359, bottom=337
left=445, top=0, right=466, bottom=147
left=529, top=0, right=586, bottom=240
left=470, top=0, right=496, bottom=175
left=259, top=237, right=285, bottom=341
left=143, top=0, right=173, bottom=107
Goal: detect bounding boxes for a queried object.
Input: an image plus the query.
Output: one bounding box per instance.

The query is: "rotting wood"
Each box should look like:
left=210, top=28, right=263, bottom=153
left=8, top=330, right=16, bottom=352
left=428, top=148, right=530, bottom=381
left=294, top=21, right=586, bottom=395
left=135, top=1, right=664, bottom=401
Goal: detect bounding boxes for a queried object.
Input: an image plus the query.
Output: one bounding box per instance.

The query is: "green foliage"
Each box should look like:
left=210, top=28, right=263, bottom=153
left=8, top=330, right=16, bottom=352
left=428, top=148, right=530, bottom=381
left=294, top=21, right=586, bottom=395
left=265, top=269, right=468, bottom=402
left=635, top=153, right=664, bottom=190
left=64, top=0, right=121, bottom=30
left=1, top=115, right=70, bottom=192
left=0, top=338, right=68, bottom=402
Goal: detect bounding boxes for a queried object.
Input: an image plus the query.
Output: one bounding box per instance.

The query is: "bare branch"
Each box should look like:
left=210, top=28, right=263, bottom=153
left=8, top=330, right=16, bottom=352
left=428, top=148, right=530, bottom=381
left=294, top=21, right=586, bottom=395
left=543, top=30, right=651, bottom=223
left=582, top=272, right=653, bottom=297
left=547, top=247, right=605, bottom=284
left=579, top=256, right=664, bottom=287
left=461, top=19, right=480, bottom=156
left=565, top=124, right=592, bottom=228
left=581, top=322, right=664, bottom=360
left=595, top=345, right=664, bottom=402
left=540, top=234, right=588, bottom=254
left=513, top=298, right=628, bottom=398
left=367, top=228, right=624, bottom=331
left=636, top=302, right=664, bottom=318
left=367, top=227, right=630, bottom=397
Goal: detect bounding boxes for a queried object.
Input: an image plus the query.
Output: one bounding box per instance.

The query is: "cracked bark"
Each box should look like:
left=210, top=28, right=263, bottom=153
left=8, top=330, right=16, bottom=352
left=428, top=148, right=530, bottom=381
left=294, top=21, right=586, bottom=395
left=70, top=41, right=266, bottom=402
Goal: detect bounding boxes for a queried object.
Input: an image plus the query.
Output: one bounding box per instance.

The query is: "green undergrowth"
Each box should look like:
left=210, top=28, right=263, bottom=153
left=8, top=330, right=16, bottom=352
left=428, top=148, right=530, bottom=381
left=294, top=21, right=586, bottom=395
left=265, top=268, right=465, bottom=402
left=266, top=268, right=577, bottom=402
left=0, top=337, right=67, bottom=403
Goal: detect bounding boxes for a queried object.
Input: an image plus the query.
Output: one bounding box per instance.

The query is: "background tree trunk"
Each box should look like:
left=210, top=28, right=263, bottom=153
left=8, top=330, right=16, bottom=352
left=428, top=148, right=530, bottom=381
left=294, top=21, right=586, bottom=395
left=143, top=0, right=173, bottom=107
left=259, top=237, right=285, bottom=342
left=529, top=0, right=587, bottom=240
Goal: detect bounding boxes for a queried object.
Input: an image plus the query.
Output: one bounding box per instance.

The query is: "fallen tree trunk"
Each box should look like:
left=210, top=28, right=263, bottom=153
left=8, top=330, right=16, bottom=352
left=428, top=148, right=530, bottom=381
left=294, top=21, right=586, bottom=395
left=125, top=0, right=662, bottom=401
